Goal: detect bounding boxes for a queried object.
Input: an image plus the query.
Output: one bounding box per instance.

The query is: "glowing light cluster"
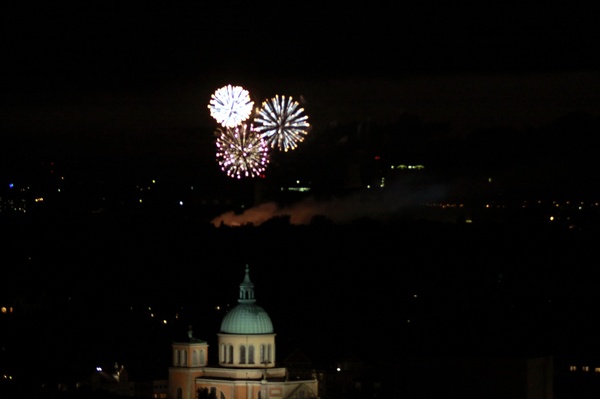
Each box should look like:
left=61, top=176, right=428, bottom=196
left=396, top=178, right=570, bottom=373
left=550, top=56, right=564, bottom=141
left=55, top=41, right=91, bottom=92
left=253, top=95, right=310, bottom=152
left=215, top=123, right=269, bottom=179
left=207, top=85, right=311, bottom=178
left=208, top=85, right=254, bottom=128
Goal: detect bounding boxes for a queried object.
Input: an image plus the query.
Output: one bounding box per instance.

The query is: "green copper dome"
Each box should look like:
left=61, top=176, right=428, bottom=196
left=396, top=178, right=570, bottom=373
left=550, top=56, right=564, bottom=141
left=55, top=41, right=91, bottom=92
left=220, top=265, right=274, bottom=334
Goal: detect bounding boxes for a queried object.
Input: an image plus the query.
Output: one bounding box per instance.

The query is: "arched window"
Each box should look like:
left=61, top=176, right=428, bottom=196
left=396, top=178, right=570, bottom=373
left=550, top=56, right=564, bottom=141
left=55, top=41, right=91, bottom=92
left=260, top=344, right=266, bottom=364
left=182, top=350, right=188, bottom=366
left=176, top=387, right=183, bottom=399
left=174, top=350, right=180, bottom=366
left=200, top=349, right=205, bottom=365
left=192, top=350, right=198, bottom=366
left=240, top=345, right=246, bottom=364
left=220, top=344, right=225, bottom=363
left=227, top=344, right=234, bottom=364
left=248, top=345, right=255, bottom=364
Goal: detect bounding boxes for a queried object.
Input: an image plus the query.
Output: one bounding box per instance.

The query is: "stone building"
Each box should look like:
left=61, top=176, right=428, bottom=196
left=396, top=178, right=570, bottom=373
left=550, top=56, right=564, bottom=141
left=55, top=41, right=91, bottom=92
left=168, top=265, right=319, bottom=399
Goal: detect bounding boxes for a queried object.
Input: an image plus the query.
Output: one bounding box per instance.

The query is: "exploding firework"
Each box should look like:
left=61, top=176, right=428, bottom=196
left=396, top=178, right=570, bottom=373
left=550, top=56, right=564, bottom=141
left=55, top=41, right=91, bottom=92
left=254, top=94, right=310, bottom=152
left=215, top=123, right=269, bottom=179
left=208, top=85, right=254, bottom=128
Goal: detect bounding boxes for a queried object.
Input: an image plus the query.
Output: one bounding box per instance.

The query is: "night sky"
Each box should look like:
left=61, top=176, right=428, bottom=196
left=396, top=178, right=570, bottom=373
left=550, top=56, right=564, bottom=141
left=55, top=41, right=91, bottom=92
left=2, top=4, right=599, bottom=164
left=2, top=3, right=600, bottom=395
left=2, top=3, right=599, bottom=205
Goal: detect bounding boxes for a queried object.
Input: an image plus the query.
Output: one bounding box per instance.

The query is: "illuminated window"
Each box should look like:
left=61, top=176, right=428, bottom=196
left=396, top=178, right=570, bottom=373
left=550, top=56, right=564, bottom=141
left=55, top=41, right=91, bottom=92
left=570, top=366, right=577, bottom=371
left=594, top=367, right=600, bottom=373
left=583, top=366, right=589, bottom=372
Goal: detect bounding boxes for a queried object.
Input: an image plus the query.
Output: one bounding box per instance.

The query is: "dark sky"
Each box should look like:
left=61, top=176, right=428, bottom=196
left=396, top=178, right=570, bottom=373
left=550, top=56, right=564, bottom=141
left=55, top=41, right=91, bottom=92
left=2, top=3, right=600, bottom=178
left=3, top=5, right=600, bottom=387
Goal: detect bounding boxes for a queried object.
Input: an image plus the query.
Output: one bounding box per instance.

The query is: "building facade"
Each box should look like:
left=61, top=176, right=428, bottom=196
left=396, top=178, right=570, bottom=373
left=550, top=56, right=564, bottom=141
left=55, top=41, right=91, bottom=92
left=168, top=265, right=319, bottom=399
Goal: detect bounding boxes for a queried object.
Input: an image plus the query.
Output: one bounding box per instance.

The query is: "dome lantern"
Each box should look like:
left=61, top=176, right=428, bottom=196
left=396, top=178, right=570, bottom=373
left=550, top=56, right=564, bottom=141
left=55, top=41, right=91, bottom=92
left=220, top=264, right=274, bottom=334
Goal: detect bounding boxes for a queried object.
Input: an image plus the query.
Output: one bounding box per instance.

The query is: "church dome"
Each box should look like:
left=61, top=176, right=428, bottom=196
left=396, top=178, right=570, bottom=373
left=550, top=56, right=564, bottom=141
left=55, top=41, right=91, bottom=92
left=220, top=303, right=273, bottom=334
left=220, top=265, right=274, bottom=334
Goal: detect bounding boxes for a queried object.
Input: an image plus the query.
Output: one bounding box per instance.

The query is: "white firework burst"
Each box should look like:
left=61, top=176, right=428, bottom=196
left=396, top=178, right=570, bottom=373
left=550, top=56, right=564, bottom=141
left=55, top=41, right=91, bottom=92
left=208, top=85, right=254, bottom=128
left=215, top=123, right=269, bottom=179
left=254, top=94, right=310, bottom=152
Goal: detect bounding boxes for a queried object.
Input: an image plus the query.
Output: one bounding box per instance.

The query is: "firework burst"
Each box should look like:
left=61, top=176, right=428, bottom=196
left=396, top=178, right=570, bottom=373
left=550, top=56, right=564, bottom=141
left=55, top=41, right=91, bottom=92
left=254, top=94, right=310, bottom=152
left=208, top=85, right=254, bottom=128
left=215, top=123, right=269, bottom=179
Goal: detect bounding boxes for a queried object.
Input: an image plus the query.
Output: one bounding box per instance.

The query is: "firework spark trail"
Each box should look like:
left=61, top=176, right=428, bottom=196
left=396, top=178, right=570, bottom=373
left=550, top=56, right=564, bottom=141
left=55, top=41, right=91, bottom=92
left=254, top=94, right=310, bottom=152
left=208, top=85, right=254, bottom=128
left=215, top=123, right=269, bottom=179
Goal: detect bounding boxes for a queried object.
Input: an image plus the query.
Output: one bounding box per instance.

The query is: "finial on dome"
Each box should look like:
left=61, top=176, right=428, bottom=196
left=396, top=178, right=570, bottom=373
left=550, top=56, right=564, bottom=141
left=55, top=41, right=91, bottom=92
left=239, top=264, right=256, bottom=304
